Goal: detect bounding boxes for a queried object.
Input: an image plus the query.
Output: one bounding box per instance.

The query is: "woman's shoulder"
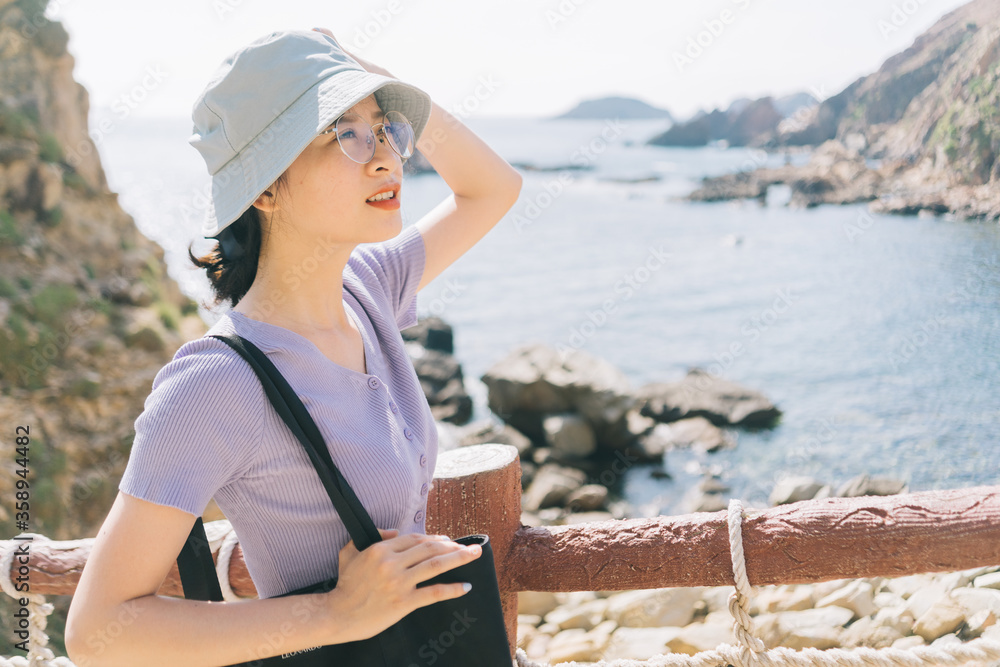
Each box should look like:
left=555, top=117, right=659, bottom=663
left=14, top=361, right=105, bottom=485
left=145, top=330, right=263, bottom=407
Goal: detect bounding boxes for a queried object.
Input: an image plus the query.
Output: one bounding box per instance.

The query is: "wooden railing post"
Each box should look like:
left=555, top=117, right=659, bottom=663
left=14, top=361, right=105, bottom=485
left=426, top=443, right=522, bottom=661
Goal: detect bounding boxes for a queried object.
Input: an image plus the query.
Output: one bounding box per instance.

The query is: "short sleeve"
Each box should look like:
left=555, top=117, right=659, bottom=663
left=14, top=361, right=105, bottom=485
left=118, top=340, right=266, bottom=518
left=351, top=224, right=426, bottom=330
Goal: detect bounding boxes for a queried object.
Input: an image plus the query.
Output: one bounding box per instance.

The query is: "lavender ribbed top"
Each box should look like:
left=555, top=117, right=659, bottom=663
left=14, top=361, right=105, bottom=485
left=118, top=223, right=438, bottom=599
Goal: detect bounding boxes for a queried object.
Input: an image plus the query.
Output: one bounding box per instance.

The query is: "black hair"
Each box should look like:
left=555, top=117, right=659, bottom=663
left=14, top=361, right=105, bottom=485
left=187, top=172, right=288, bottom=310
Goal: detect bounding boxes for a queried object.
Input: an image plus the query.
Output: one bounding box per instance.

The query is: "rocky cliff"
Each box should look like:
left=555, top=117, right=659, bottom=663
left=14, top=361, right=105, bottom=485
left=649, top=93, right=816, bottom=148
left=0, top=0, right=206, bottom=543
left=689, top=0, right=1000, bottom=220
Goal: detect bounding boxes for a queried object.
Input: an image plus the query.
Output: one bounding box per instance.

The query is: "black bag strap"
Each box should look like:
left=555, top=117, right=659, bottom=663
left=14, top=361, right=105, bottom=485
left=176, top=332, right=384, bottom=601
left=209, top=333, right=382, bottom=547
left=177, top=516, right=225, bottom=601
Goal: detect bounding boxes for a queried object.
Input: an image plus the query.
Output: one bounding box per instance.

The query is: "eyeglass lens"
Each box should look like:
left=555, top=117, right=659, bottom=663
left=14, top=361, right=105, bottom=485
left=336, top=110, right=414, bottom=163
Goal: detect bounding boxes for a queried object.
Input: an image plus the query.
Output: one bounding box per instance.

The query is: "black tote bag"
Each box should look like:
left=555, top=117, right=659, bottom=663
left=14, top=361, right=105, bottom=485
left=175, top=333, right=512, bottom=666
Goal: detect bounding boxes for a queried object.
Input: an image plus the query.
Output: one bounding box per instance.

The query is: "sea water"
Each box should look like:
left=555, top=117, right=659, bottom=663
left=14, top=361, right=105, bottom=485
left=97, top=114, right=1000, bottom=516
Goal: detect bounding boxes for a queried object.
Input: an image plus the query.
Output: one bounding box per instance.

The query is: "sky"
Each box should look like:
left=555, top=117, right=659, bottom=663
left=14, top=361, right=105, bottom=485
left=51, top=0, right=973, bottom=123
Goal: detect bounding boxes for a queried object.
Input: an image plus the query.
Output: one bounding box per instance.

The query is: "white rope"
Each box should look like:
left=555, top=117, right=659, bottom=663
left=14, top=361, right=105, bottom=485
left=512, top=499, right=1000, bottom=667
left=216, top=527, right=243, bottom=602
left=0, top=535, right=76, bottom=667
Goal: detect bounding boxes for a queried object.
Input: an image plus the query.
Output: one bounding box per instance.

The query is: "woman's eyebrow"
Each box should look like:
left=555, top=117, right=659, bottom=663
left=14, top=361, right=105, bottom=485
left=322, top=109, right=386, bottom=133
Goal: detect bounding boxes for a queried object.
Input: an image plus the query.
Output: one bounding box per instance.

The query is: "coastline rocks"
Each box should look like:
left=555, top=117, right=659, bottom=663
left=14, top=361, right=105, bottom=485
left=634, top=417, right=736, bottom=461
left=634, top=367, right=781, bottom=428
left=837, top=473, right=908, bottom=497
left=522, top=463, right=587, bottom=512
left=480, top=343, right=636, bottom=449
left=401, top=315, right=455, bottom=353
left=402, top=317, right=473, bottom=424
left=687, top=139, right=882, bottom=208
left=543, top=413, right=597, bottom=457
left=769, top=477, right=830, bottom=506
left=480, top=344, right=781, bottom=522
left=517, top=567, right=1000, bottom=663
left=768, top=473, right=908, bottom=507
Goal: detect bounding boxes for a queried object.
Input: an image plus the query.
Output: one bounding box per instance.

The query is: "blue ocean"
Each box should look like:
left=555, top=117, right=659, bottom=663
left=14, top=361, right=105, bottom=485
left=95, top=113, right=1000, bottom=516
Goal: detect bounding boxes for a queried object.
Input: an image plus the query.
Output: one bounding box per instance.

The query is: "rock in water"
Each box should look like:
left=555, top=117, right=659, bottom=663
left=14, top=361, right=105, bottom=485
left=634, top=367, right=781, bottom=428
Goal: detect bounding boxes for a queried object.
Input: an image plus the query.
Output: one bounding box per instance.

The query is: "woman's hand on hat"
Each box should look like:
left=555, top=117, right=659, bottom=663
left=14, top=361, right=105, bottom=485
left=311, top=27, right=395, bottom=79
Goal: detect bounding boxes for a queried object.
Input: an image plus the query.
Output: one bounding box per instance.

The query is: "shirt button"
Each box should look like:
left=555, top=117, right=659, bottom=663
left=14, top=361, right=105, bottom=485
left=368, top=377, right=380, bottom=390
left=419, top=454, right=427, bottom=467
left=414, top=510, right=424, bottom=523
left=404, top=427, right=413, bottom=440
left=420, top=482, right=429, bottom=495
left=389, top=400, right=398, bottom=414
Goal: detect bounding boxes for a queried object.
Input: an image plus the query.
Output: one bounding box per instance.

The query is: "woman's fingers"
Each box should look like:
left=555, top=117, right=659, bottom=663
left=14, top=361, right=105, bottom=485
left=394, top=536, right=467, bottom=570
left=406, top=542, right=482, bottom=587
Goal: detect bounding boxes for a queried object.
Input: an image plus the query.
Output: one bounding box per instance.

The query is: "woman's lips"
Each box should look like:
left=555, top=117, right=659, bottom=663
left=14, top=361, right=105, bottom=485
left=365, top=196, right=400, bottom=210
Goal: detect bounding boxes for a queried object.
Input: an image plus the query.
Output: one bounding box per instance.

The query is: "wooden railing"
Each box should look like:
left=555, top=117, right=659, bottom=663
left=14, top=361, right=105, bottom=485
left=5, top=444, right=1000, bottom=661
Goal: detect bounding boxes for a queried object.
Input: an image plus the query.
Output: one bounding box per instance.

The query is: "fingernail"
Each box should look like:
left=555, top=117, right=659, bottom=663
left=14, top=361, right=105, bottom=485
left=462, top=582, right=472, bottom=592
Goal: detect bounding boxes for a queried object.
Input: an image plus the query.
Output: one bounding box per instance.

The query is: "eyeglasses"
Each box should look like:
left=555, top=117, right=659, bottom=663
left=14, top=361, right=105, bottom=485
left=319, top=110, right=415, bottom=164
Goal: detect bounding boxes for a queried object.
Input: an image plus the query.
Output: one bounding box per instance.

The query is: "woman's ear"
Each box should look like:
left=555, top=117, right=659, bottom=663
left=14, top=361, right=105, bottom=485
left=252, top=189, right=279, bottom=214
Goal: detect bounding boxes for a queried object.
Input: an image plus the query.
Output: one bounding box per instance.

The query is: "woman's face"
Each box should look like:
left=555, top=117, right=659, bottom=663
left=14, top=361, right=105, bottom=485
left=262, top=94, right=404, bottom=246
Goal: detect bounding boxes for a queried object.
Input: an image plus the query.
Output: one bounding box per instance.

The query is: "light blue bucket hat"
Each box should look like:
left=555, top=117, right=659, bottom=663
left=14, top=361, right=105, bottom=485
left=189, top=29, right=432, bottom=239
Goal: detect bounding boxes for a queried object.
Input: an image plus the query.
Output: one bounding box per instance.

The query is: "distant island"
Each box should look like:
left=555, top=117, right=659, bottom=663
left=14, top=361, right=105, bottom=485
left=554, top=95, right=674, bottom=122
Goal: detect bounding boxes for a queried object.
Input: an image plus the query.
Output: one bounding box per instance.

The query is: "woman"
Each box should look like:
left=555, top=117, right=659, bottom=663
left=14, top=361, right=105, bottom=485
left=65, top=27, right=522, bottom=666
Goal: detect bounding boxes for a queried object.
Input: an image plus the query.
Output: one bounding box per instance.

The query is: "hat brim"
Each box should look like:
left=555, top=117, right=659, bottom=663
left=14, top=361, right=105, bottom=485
left=201, top=69, right=432, bottom=239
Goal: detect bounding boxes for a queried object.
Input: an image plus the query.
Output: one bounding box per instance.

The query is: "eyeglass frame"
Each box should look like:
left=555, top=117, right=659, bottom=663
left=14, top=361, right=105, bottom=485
left=318, top=110, right=414, bottom=164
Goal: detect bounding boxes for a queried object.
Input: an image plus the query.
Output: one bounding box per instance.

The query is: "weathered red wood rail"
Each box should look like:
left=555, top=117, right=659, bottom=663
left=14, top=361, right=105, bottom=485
left=5, top=444, right=1000, bottom=662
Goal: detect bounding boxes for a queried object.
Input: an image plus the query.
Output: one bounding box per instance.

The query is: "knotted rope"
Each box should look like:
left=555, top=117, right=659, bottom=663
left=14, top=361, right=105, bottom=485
left=0, top=522, right=245, bottom=667
left=0, top=534, right=77, bottom=667
left=513, top=499, right=1000, bottom=667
